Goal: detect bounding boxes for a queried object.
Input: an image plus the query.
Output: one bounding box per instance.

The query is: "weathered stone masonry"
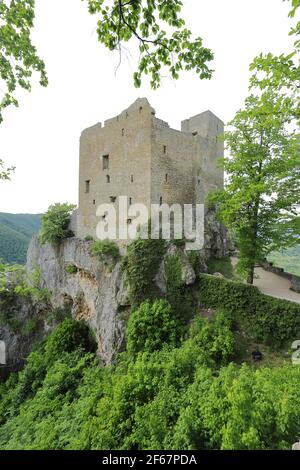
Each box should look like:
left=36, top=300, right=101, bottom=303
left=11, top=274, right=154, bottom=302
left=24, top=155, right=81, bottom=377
left=75, top=97, right=224, bottom=240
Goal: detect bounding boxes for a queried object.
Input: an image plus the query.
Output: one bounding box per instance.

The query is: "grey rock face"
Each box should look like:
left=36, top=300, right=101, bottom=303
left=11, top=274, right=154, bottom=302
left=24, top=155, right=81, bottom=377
left=292, top=441, right=300, bottom=450
left=0, top=297, right=47, bottom=380
left=27, top=236, right=129, bottom=364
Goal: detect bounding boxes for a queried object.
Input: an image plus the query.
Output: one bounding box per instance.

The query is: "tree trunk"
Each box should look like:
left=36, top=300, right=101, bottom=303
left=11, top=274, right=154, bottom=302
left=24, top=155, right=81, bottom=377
left=247, top=265, right=255, bottom=285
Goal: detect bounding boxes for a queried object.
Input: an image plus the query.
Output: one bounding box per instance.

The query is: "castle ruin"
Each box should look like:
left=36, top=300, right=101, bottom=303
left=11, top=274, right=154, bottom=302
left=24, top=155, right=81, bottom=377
left=76, top=98, right=224, bottom=241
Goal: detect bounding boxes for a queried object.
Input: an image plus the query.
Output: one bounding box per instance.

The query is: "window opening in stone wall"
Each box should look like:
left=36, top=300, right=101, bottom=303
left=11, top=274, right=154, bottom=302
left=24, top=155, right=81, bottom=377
left=122, top=128, right=124, bottom=136
left=106, top=175, right=110, bottom=183
left=165, top=174, right=168, bottom=182
left=160, top=196, right=163, bottom=205
left=163, top=145, right=167, bottom=154
left=103, top=155, right=109, bottom=170
left=131, top=175, right=134, bottom=182
left=85, top=180, right=90, bottom=193
left=129, top=197, right=132, bottom=205
left=110, top=196, right=116, bottom=203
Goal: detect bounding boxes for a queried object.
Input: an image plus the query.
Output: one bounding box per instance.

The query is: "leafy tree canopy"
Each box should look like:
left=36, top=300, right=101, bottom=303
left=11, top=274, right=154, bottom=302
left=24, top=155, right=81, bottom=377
left=39, top=203, right=76, bottom=245
left=84, top=0, right=214, bottom=88
left=0, top=0, right=48, bottom=123
left=0, top=0, right=213, bottom=123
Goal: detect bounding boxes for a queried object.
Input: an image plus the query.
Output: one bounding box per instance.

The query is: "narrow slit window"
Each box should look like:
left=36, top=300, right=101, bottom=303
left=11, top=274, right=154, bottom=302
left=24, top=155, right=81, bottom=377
left=127, top=219, right=132, bottom=224
left=110, top=196, right=116, bottom=203
left=106, top=175, right=110, bottom=183
left=129, top=197, right=132, bottom=205
left=93, top=199, right=96, bottom=205
left=85, top=180, right=90, bottom=194
left=165, top=174, right=168, bottom=182
left=122, top=128, right=124, bottom=136
left=102, top=155, right=109, bottom=170
left=160, top=196, right=163, bottom=205
left=163, top=145, right=167, bottom=154
left=130, top=175, right=134, bottom=183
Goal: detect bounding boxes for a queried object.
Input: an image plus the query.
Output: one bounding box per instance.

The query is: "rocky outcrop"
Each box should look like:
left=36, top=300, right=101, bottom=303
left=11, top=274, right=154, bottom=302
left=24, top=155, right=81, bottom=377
left=0, top=296, right=48, bottom=380
left=204, top=209, right=235, bottom=260
left=27, top=236, right=129, bottom=364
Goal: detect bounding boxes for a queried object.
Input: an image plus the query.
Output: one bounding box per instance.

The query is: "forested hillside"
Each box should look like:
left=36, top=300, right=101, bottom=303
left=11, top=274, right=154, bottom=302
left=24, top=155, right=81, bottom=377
left=268, top=245, right=300, bottom=277
left=0, top=213, right=41, bottom=264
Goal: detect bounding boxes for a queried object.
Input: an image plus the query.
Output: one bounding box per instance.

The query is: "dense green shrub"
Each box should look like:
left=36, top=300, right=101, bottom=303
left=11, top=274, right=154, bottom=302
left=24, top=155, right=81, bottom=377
left=126, top=299, right=179, bottom=356
left=121, top=238, right=166, bottom=306
left=39, top=203, right=76, bottom=245
left=207, top=256, right=235, bottom=279
left=199, top=274, right=300, bottom=346
left=44, top=318, right=96, bottom=364
left=164, top=253, right=195, bottom=324
left=90, top=240, right=119, bottom=261
left=84, top=235, right=94, bottom=242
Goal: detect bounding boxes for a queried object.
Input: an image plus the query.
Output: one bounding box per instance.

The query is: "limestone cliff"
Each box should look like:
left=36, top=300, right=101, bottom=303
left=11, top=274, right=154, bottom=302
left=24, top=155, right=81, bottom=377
left=26, top=236, right=129, bottom=364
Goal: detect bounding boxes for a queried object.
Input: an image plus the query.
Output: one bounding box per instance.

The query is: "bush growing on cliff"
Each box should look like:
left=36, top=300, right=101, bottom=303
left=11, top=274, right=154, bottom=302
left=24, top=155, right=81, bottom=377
left=90, top=240, right=120, bottom=262
left=121, top=238, right=166, bottom=307
left=39, top=203, right=76, bottom=245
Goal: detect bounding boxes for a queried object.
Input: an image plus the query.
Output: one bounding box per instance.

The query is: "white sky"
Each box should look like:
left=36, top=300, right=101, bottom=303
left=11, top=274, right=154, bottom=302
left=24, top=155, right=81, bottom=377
left=0, top=0, right=294, bottom=214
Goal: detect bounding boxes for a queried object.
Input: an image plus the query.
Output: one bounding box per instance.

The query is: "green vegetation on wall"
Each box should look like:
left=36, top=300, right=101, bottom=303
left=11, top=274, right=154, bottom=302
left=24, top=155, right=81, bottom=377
left=121, top=238, right=166, bottom=307
left=198, top=274, right=300, bottom=346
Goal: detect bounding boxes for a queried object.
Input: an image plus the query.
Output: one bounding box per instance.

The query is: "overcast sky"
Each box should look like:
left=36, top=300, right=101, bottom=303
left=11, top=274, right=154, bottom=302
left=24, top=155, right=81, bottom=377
left=0, top=0, right=294, bottom=214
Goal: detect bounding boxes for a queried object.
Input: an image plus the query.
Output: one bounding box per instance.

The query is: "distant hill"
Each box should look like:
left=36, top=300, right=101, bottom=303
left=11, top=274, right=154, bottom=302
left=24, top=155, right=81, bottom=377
left=268, top=245, right=300, bottom=277
left=0, top=213, right=41, bottom=265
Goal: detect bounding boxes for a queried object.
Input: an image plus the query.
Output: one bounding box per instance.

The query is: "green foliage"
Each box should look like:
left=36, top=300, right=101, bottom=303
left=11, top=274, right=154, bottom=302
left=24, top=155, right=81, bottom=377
left=84, top=235, right=94, bottom=242
left=209, top=4, right=300, bottom=284
left=121, top=238, right=166, bottom=306
left=126, top=299, right=179, bottom=356
left=84, top=0, right=213, bottom=89
left=44, top=318, right=96, bottom=365
left=0, top=212, right=41, bottom=264
left=207, top=256, right=235, bottom=279
left=90, top=239, right=120, bottom=261
left=209, top=90, right=300, bottom=284
left=45, top=308, right=71, bottom=326
left=1, top=310, right=299, bottom=450
left=164, top=252, right=195, bottom=324
left=198, top=274, right=300, bottom=346
left=66, top=264, right=78, bottom=275
left=13, top=266, right=50, bottom=303
left=21, top=317, right=39, bottom=336
left=0, top=0, right=48, bottom=123
left=39, top=203, right=76, bottom=245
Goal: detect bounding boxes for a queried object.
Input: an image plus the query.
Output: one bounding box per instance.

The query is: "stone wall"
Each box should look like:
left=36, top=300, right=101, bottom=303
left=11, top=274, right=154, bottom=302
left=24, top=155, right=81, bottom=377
left=76, top=98, right=224, bottom=243
left=260, top=259, right=300, bottom=293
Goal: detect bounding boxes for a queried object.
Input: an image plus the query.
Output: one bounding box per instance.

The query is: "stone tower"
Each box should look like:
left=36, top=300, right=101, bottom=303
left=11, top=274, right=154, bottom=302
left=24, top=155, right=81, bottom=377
left=76, top=98, right=224, bottom=240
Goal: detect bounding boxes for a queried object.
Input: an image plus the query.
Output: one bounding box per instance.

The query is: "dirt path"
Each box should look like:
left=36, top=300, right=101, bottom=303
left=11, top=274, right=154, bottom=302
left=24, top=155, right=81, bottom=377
left=231, top=258, right=300, bottom=304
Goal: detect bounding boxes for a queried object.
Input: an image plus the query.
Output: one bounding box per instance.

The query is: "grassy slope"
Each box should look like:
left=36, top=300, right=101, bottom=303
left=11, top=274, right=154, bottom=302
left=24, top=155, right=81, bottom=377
left=0, top=213, right=41, bottom=264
